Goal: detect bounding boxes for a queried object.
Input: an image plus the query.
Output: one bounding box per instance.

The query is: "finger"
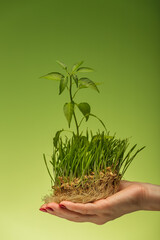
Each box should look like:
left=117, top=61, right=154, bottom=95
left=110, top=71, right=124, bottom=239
left=61, top=212, right=98, bottom=223
left=40, top=202, right=80, bottom=220
left=40, top=203, right=48, bottom=209
left=59, top=201, right=98, bottom=215
left=46, top=202, right=98, bottom=223
left=44, top=202, right=69, bottom=218
left=46, top=202, right=94, bottom=217
left=39, top=203, right=48, bottom=212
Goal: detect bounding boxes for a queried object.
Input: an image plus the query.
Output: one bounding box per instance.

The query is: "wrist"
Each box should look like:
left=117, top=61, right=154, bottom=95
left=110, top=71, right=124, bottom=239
left=138, top=182, right=160, bottom=211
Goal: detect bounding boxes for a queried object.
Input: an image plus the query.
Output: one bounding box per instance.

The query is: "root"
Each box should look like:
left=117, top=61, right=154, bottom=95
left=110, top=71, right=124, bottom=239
left=42, top=170, right=121, bottom=204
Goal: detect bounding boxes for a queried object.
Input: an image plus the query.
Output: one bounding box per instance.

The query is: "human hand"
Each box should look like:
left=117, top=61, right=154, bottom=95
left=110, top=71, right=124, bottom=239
left=39, top=180, right=160, bottom=225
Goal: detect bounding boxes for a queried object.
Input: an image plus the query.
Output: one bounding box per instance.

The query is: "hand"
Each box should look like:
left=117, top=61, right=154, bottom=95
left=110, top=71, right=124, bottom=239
left=39, top=180, right=160, bottom=225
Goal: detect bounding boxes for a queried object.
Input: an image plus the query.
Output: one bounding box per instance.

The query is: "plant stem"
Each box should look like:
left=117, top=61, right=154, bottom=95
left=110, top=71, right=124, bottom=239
left=73, top=112, right=79, bottom=136
left=69, top=75, right=73, bottom=101
left=69, top=75, right=79, bottom=136
left=78, top=116, right=85, bottom=128
left=73, top=88, right=80, bottom=99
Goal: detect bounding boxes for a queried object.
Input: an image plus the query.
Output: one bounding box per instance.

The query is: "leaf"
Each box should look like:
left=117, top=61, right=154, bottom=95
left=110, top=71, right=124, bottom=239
left=77, top=102, right=91, bottom=121
left=56, top=60, right=67, bottom=70
left=71, top=61, right=84, bottom=73
left=73, top=74, right=78, bottom=87
left=77, top=67, right=94, bottom=73
left=79, top=82, right=101, bottom=89
left=39, top=72, right=64, bottom=81
left=63, top=102, right=74, bottom=128
left=95, top=82, right=103, bottom=85
left=79, top=78, right=99, bottom=92
left=53, top=129, right=64, bottom=149
left=59, top=76, right=68, bottom=94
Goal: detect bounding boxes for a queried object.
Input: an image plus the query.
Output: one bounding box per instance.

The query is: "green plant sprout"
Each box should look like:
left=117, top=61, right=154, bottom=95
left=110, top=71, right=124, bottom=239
left=40, top=60, right=104, bottom=135
left=40, top=60, right=145, bottom=204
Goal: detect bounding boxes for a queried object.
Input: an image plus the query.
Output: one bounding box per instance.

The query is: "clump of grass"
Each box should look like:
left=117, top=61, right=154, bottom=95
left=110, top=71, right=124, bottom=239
left=42, top=129, right=145, bottom=203
left=40, top=60, right=145, bottom=203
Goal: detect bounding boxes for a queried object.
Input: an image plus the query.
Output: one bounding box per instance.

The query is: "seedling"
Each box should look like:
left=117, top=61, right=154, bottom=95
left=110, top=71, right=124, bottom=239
left=40, top=60, right=145, bottom=203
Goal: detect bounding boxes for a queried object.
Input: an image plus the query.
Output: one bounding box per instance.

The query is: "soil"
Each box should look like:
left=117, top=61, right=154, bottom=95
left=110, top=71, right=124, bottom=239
left=42, top=168, right=121, bottom=204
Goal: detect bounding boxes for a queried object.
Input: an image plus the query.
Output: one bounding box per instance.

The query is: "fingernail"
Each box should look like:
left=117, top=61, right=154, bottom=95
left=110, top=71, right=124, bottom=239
left=59, top=204, right=66, bottom=209
left=39, top=208, right=47, bottom=212
left=46, top=207, right=54, bottom=211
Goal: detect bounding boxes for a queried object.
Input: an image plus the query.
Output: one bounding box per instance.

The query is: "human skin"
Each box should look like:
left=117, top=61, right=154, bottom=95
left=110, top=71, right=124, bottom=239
left=39, top=180, right=160, bottom=225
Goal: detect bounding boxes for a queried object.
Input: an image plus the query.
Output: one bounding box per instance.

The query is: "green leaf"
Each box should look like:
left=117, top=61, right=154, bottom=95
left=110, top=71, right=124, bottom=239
left=63, top=102, right=74, bottom=128
left=53, top=129, right=64, bottom=149
left=56, top=60, right=67, bottom=70
left=43, top=154, right=54, bottom=182
left=77, top=102, right=91, bottom=121
left=73, top=74, right=78, bottom=87
left=39, top=72, right=64, bottom=81
left=79, top=82, right=101, bottom=88
left=79, top=78, right=99, bottom=92
left=77, top=67, right=94, bottom=73
left=95, top=82, right=102, bottom=85
left=59, top=76, right=68, bottom=94
left=71, top=61, right=84, bottom=73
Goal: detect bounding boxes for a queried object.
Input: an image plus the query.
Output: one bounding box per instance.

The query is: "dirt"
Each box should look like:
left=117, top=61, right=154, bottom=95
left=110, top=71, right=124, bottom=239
left=42, top=168, right=121, bottom=204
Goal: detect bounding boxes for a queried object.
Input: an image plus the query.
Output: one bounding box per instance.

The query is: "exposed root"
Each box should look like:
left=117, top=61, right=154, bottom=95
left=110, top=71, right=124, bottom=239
left=42, top=170, right=121, bottom=204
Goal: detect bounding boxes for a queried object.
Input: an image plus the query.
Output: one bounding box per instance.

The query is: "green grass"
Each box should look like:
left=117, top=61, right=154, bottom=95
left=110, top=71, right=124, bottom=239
left=43, top=129, right=145, bottom=188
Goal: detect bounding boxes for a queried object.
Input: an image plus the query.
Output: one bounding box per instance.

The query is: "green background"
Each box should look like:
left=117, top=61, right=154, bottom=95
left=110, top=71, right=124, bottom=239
left=0, top=0, right=160, bottom=239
